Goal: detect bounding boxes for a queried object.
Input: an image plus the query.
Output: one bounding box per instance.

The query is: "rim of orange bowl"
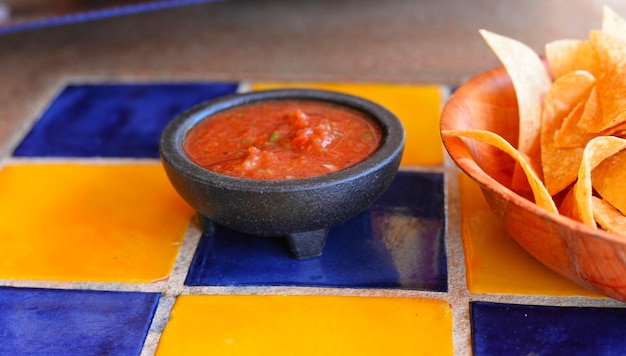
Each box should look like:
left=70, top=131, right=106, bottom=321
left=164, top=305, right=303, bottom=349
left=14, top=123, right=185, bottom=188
left=441, top=65, right=626, bottom=246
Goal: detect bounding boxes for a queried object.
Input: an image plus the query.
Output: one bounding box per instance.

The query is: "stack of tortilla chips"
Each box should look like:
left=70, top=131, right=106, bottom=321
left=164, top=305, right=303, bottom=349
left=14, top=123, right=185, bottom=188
left=443, top=6, right=626, bottom=236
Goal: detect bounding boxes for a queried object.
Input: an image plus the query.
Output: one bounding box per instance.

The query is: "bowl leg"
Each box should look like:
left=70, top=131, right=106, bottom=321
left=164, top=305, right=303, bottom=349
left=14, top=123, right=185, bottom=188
left=199, top=214, right=215, bottom=235
left=286, top=229, right=328, bottom=259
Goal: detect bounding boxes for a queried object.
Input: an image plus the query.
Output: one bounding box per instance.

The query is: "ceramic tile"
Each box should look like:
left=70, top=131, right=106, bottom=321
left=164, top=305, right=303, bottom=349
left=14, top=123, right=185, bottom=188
left=185, top=171, right=447, bottom=291
left=0, top=163, right=194, bottom=282
left=471, top=301, right=626, bottom=355
left=459, top=173, right=602, bottom=297
left=13, top=82, right=239, bottom=158
left=156, top=295, right=453, bottom=355
left=0, top=286, right=159, bottom=355
left=250, top=82, right=444, bottom=166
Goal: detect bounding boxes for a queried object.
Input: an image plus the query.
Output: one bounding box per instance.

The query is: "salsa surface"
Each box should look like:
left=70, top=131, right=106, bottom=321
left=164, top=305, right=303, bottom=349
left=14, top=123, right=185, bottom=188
left=183, top=99, right=382, bottom=179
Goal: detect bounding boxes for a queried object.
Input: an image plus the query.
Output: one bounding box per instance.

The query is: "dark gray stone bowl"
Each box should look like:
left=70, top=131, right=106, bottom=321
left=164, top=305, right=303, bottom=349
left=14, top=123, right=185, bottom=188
left=159, top=89, right=405, bottom=259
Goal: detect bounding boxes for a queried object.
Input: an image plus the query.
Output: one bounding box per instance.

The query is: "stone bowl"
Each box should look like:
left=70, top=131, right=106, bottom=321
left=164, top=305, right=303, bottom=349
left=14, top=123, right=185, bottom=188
left=440, top=65, right=626, bottom=302
left=160, top=89, right=405, bottom=259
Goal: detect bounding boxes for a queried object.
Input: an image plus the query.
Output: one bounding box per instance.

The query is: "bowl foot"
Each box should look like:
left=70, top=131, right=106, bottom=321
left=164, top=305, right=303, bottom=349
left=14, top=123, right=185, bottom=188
left=286, top=229, right=328, bottom=259
left=200, top=215, right=327, bottom=259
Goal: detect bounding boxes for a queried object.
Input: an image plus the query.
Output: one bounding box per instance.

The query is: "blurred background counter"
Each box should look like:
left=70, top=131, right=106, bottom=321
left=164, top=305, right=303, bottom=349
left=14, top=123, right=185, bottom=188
left=0, top=0, right=624, bottom=151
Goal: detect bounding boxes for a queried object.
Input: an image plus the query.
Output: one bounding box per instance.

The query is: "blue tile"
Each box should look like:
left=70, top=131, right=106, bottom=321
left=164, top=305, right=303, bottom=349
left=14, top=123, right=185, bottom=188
left=0, top=1, right=222, bottom=35
left=13, top=82, right=239, bottom=158
left=471, top=301, right=626, bottom=355
left=185, top=171, right=447, bottom=291
left=0, top=287, right=159, bottom=355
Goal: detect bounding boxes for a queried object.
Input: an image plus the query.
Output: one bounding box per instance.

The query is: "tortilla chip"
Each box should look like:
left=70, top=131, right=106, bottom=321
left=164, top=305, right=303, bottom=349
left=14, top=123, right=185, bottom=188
left=540, top=70, right=596, bottom=195
left=600, top=121, right=626, bottom=138
left=554, top=100, right=590, bottom=148
left=602, top=5, right=626, bottom=41
left=442, top=129, right=557, bottom=213
left=545, top=39, right=596, bottom=78
left=592, top=149, right=626, bottom=215
left=593, top=197, right=626, bottom=236
left=569, top=136, right=626, bottom=227
left=479, top=29, right=551, bottom=159
left=576, top=85, right=603, bottom=130
left=556, top=101, right=626, bottom=149
left=579, top=30, right=626, bottom=132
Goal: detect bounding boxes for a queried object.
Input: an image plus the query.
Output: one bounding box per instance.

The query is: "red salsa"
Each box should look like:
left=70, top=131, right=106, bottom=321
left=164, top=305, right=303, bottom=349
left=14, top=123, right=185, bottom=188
left=183, top=99, right=383, bottom=179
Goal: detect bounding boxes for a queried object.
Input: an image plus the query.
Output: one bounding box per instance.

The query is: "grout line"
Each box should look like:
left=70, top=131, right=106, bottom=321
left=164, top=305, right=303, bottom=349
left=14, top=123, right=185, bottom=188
left=141, top=331, right=162, bottom=356
left=180, top=285, right=450, bottom=299
left=439, top=84, right=474, bottom=355
left=138, top=214, right=211, bottom=355
left=472, top=293, right=626, bottom=308
left=444, top=159, right=473, bottom=355
left=237, top=80, right=252, bottom=93
left=0, top=81, right=67, bottom=163
left=165, top=216, right=203, bottom=294
left=397, top=164, right=446, bottom=173
left=141, top=296, right=177, bottom=356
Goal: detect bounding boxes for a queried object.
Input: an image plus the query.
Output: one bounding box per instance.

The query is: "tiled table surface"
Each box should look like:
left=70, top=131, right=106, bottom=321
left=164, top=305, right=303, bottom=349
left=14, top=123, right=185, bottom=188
left=0, top=80, right=625, bottom=355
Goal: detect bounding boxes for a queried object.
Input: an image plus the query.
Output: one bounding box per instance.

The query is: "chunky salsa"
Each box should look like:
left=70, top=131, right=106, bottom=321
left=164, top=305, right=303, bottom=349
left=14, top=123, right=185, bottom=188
left=183, top=99, right=382, bottom=179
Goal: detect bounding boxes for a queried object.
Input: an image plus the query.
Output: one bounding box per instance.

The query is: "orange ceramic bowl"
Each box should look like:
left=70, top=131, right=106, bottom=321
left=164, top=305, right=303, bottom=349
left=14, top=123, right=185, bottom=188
left=440, top=65, right=626, bottom=302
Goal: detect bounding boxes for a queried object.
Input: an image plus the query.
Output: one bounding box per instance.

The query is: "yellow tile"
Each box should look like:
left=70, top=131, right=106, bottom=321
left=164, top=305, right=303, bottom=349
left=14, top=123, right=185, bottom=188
left=156, top=295, right=453, bottom=355
left=0, top=163, right=194, bottom=282
left=459, top=173, right=602, bottom=297
left=250, top=82, right=444, bottom=166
